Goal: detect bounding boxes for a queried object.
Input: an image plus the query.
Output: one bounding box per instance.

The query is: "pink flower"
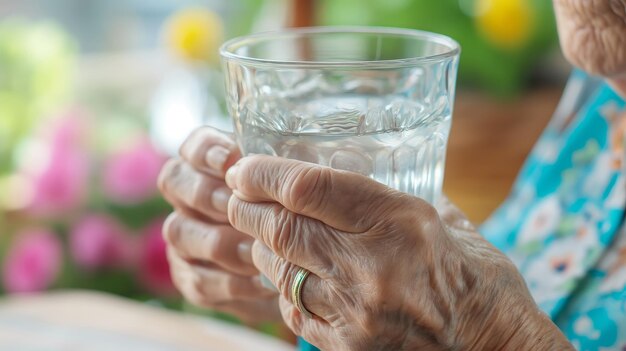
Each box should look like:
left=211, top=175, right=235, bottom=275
left=3, top=229, right=62, bottom=294
left=29, top=147, right=89, bottom=214
left=103, top=139, right=167, bottom=204
left=70, top=214, right=132, bottom=270
left=139, top=218, right=176, bottom=296
left=48, top=112, right=86, bottom=151
left=28, top=115, right=90, bottom=214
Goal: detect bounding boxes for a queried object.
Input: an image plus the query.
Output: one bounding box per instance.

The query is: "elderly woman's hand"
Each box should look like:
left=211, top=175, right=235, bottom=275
left=158, top=128, right=281, bottom=325
left=226, top=155, right=573, bottom=350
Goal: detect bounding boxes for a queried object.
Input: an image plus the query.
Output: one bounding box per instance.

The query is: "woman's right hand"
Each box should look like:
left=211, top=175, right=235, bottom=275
left=158, top=127, right=281, bottom=325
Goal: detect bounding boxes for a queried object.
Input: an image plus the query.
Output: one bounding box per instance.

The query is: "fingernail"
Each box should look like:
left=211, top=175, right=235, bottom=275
left=211, top=187, right=232, bottom=213
left=237, top=241, right=253, bottom=264
left=205, top=145, right=230, bottom=171
left=225, top=161, right=240, bottom=189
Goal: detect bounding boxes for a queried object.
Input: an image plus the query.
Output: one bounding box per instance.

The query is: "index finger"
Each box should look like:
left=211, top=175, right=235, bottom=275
left=225, top=155, right=421, bottom=232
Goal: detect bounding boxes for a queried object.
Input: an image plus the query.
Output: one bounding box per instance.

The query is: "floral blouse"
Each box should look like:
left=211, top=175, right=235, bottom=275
left=300, top=71, right=626, bottom=351
left=481, top=70, right=626, bottom=350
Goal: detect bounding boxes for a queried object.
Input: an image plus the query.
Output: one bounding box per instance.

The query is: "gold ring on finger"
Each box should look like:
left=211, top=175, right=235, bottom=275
left=291, top=267, right=314, bottom=319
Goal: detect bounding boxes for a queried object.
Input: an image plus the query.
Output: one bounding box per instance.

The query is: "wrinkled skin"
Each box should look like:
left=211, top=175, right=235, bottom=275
left=158, top=128, right=281, bottom=325
left=225, top=155, right=572, bottom=350
left=159, top=128, right=572, bottom=350
left=157, top=1, right=626, bottom=349
left=554, top=0, right=626, bottom=97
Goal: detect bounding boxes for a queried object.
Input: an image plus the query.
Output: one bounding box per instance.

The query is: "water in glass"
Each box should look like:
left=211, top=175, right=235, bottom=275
left=237, top=94, right=450, bottom=204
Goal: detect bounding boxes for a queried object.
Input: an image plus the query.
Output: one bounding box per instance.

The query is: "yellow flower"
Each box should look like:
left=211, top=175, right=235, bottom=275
left=164, top=8, right=224, bottom=63
left=475, top=0, right=534, bottom=49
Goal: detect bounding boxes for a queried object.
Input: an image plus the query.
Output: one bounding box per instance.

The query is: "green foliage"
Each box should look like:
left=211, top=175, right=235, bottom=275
left=228, top=0, right=267, bottom=38
left=318, top=0, right=559, bottom=97
left=0, top=20, right=75, bottom=174
left=103, top=198, right=172, bottom=231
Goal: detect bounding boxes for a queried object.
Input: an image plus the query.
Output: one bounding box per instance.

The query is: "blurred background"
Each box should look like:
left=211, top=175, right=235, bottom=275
left=0, top=0, right=570, bottom=344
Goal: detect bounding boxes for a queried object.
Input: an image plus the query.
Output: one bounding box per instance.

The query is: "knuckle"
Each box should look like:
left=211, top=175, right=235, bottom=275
left=190, top=273, right=208, bottom=300
left=236, top=156, right=264, bottom=194
left=281, top=298, right=304, bottom=334
left=165, top=246, right=177, bottom=265
left=157, top=158, right=181, bottom=194
left=171, top=269, right=196, bottom=302
left=287, top=166, right=332, bottom=214
left=205, top=227, right=229, bottom=262
left=179, top=127, right=207, bottom=157
left=227, top=197, right=242, bottom=231
left=267, top=207, right=298, bottom=257
left=275, top=262, right=297, bottom=301
left=169, top=268, right=184, bottom=292
left=186, top=291, right=214, bottom=309
left=162, top=212, right=182, bottom=246
left=188, top=126, right=208, bottom=142
left=285, top=314, right=302, bottom=336
left=189, top=176, right=210, bottom=209
left=417, top=202, right=441, bottom=233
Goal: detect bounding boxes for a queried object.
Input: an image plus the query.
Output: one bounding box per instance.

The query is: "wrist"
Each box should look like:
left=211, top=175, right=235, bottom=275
left=469, top=302, right=574, bottom=351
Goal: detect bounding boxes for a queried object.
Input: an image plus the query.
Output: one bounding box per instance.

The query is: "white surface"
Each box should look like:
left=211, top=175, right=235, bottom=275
left=0, top=291, right=295, bottom=351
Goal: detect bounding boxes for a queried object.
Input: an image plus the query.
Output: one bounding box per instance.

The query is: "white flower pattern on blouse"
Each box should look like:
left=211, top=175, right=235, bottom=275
left=482, top=70, right=626, bottom=350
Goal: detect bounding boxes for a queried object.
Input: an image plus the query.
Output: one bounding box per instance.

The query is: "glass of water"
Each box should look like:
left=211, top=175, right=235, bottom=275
left=220, top=26, right=459, bottom=204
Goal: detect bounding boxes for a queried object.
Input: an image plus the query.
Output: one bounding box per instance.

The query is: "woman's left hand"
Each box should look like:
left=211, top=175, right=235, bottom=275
left=223, top=155, right=572, bottom=351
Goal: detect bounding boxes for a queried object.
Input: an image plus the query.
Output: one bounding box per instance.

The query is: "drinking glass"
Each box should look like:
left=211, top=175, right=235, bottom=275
left=220, top=26, right=459, bottom=204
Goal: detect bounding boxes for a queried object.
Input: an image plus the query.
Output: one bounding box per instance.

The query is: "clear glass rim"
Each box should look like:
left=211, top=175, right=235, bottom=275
left=220, top=26, right=461, bottom=69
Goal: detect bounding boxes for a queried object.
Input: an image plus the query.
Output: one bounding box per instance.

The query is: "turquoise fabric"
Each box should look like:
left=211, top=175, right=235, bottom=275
left=481, top=71, right=626, bottom=349
left=298, top=337, right=319, bottom=351
left=299, top=71, right=626, bottom=350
